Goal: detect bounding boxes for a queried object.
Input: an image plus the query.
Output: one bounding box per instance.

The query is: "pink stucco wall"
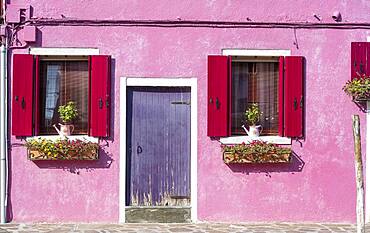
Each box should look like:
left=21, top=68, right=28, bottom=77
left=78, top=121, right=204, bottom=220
left=7, top=0, right=370, bottom=223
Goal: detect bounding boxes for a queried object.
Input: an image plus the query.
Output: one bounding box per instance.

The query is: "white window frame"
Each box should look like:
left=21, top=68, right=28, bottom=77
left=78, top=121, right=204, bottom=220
left=28, top=47, right=100, bottom=141
left=119, top=77, right=198, bottom=223
left=220, top=49, right=291, bottom=145
left=366, top=37, right=370, bottom=223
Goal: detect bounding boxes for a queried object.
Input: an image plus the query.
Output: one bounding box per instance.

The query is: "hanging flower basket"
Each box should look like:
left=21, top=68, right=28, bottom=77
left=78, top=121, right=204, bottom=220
left=222, top=141, right=291, bottom=164
left=343, top=76, right=370, bottom=102
left=25, top=138, right=99, bottom=161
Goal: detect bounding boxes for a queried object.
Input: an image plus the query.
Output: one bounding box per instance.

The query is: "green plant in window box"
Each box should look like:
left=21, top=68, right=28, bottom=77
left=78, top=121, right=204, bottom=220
left=53, top=101, right=78, bottom=137
left=25, top=138, right=99, bottom=160
left=243, top=103, right=262, bottom=137
left=222, top=140, right=291, bottom=164
left=343, top=76, right=370, bottom=101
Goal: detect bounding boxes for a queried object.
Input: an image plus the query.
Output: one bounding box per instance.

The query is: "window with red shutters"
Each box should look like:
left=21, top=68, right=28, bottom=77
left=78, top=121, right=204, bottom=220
left=11, top=54, right=111, bottom=138
left=207, top=54, right=304, bottom=139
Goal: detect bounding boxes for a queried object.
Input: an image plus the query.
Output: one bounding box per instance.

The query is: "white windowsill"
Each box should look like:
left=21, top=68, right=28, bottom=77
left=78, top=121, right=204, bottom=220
left=219, top=135, right=291, bottom=145
left=26, top=135, right=99, bottom=143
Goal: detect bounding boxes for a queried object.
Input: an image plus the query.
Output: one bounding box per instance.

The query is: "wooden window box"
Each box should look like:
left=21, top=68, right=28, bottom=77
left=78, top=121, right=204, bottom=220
left=223, top=151, right=291, bottom=164
left=222, top=140, right=292, bottom=164
left=25, top=138, right=99, bottom=161
left=28, top=148, right=99, bottom=161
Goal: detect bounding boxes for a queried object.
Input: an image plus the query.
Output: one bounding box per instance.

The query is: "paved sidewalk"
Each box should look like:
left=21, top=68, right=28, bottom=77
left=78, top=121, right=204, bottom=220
left=0, top=223, right=368, bottom=233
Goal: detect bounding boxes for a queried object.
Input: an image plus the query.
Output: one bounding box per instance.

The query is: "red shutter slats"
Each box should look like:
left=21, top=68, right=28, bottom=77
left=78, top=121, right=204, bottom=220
left=89, top=55, right=111, bottom=137
left=12, top=54, right=34, bottom=136
left=278, top=56, right=285, bottom=137
left=284, top=56, right=304, bottom=138
left=207, top=55, right=230, bottom=137
left=351, top=42, right=368, bottom=78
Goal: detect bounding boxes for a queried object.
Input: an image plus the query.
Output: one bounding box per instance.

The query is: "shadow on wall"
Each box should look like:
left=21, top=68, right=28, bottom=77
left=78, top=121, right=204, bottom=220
left=226, top=151, right=305, bottom=176
left=32, top=146, right=114, bottom=174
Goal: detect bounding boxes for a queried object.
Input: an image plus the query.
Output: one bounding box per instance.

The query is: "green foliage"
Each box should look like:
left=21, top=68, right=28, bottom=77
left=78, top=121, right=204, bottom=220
left=25, top=138, right=99, bottom=160
left=343, top=77, right=370, bottom=100
left=58, top=101, right=78, bottom=124
left=244, top=103, right=261, bottom=126
left=222, top=140, right=291, bottom=163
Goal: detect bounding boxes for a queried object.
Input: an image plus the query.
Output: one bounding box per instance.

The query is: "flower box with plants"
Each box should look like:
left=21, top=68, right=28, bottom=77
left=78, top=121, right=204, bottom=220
left=25, top=138, right=99, bottom=161
left=222, top=140, right=292, bottom=164
left=343, top=76, right=370, bottom=101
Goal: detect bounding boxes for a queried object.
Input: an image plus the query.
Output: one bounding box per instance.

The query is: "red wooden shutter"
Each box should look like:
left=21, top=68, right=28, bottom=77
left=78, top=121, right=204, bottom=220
left=278, top=56, right=285, bottom=137
left=89, top=55, right=111, bottom=137
left=12, top=54, right=34, bottom=136
left=283, top=56, right=304, bottom=138
left=351, top=42, right=368, bottom=78
left=207, top=55, right=230, bottom=137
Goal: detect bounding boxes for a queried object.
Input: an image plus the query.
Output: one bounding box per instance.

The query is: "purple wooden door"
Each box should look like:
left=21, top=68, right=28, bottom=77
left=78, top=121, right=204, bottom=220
left=126, top=87, right=191, bottom=206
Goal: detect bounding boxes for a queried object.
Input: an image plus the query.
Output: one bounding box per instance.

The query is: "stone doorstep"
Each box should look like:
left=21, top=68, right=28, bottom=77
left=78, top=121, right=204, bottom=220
left=125, top=207, right=191, bottom=223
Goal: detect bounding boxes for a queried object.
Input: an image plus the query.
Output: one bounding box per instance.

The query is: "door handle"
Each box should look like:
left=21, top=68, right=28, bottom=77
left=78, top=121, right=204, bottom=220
left=137, top=145, right=143, bottom=154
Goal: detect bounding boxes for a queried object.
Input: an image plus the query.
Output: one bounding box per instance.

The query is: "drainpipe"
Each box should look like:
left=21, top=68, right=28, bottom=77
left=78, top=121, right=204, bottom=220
left=0, top=0, right=7, bottom=223
left=0, top=44, right=6, bottom=224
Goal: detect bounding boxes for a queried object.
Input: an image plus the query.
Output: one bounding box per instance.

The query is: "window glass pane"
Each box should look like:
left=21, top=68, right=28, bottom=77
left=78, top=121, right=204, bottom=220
left=231, top=61, right=278, bottom=135
left=39, top=60, right=88, bottom=135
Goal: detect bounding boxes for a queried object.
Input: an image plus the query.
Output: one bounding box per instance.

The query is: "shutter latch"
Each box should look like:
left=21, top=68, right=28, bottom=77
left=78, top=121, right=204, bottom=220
left=293, top=98, right=297, bottom=110
left=300, top=96, right=303, bottom=109
left=216, top=97, right=220, bottom=109
left=21, top=97, right=25, bottom=109
left=99, top=98, right=103, bottom=109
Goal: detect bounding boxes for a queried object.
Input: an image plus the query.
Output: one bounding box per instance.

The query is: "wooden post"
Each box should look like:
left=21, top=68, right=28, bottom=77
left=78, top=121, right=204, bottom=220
left=352, top=115, right=365, bottom=233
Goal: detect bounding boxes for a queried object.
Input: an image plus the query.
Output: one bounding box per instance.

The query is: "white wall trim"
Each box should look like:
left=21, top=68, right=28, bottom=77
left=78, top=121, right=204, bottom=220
left=29, top=47, right=99, bottom=56
left=219, top=136, right=291, bottom=145
left=119, top=77, right=198, bottom=223
left=222, top=49, right=291, bottom=56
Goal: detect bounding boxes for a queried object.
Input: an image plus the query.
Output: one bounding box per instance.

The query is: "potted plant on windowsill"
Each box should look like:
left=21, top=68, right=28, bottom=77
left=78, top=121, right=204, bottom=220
left=25, top=138, right=99, bottom=160
left=242, top=103, right=262, bottom=137
left=222, top=140, right=291, bottom=164
left=53, top=101, right=78, bottom=137
left=343, top=76, right=370, bottom=101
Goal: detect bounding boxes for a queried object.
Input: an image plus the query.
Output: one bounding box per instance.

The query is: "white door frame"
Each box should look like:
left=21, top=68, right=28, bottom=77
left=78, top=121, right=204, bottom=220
left=119, top=77, right=198, bottom=223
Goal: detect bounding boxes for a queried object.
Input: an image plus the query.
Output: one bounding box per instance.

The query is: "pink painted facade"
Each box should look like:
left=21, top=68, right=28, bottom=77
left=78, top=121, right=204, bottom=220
left=5, top=0, right=370, bottom=223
